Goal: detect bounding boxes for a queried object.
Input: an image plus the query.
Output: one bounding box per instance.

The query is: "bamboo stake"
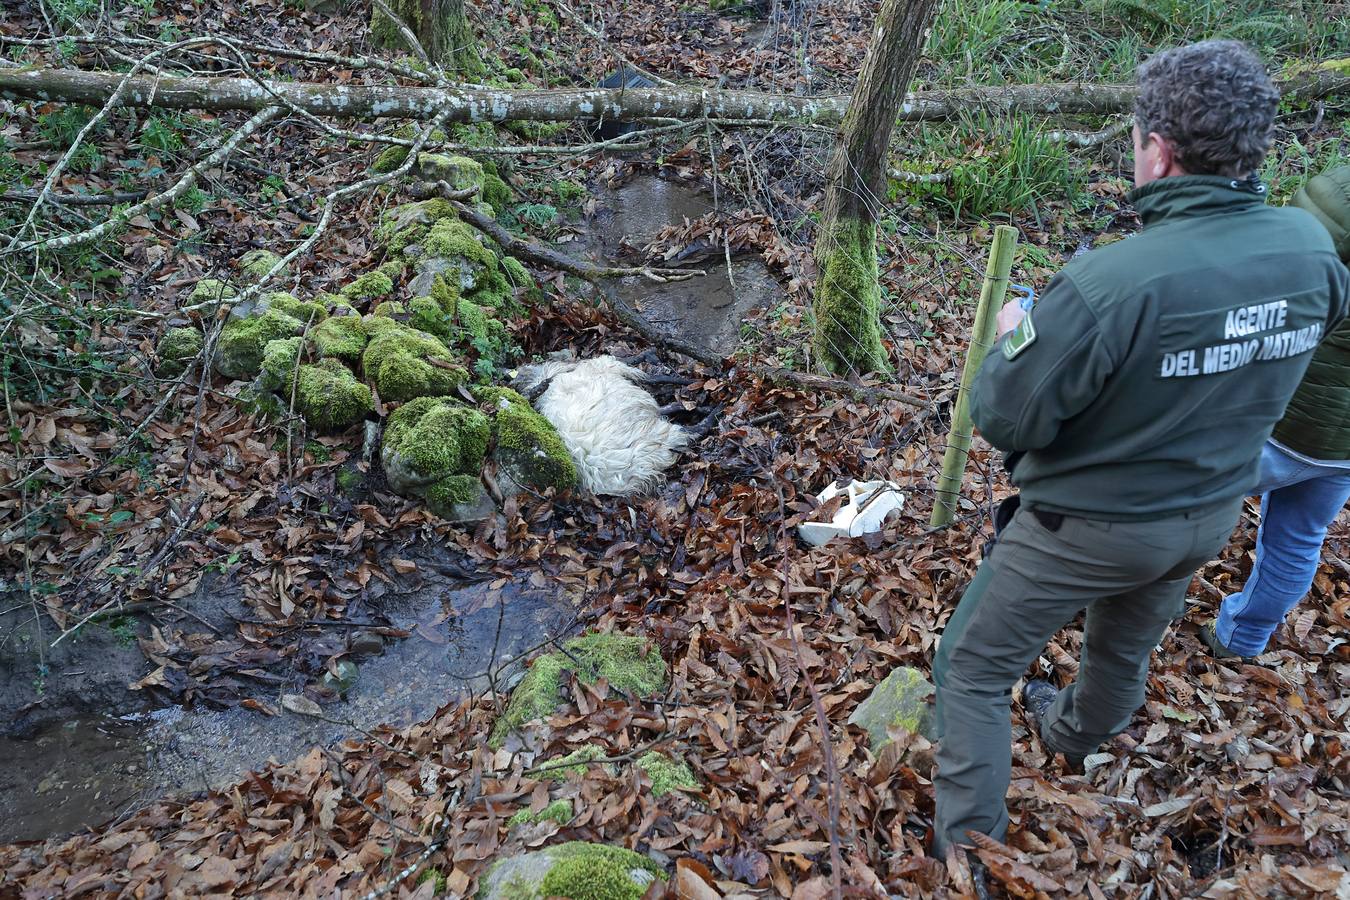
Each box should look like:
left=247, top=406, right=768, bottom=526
left=930, top=224, right=1019, bottom=527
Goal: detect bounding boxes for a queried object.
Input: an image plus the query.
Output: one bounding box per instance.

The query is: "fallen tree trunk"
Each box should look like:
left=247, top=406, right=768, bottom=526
left=2, top=65, right=1346, bottom=124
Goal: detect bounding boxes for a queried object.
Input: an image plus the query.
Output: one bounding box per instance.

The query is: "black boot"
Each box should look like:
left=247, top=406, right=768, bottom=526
left=1200, top=620, right=1256, bottom=662
left=1022, top=679, right=1085, bottom=772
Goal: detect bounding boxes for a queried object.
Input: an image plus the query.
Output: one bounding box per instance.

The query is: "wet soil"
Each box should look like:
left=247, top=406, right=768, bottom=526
left=0, top=570, right=578, bottom=843
left=575, top=175, right=781, bottom=354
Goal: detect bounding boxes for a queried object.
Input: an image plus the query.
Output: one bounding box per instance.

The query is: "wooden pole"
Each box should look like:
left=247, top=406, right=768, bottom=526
left=930, top=224, right=1019, bottom=527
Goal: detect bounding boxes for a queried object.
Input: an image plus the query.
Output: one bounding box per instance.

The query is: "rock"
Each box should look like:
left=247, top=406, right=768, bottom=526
left=322, top=659, right=359, bottom=695
left=415, top=153, right=484, bottom=193
left=478, top=842, right=663, bottom=900
left=214, top=309, right=305, bottom=380
left=380, top=396, right=491, bottom=520
left=848, top=666, right=936, bottom=752
left=490, top=633, right=667, bottom=747
left=184, top=278, right=235, bottom=307
left=155, top=327, right=203, bottom=377
left=361, top=322, right=467, bottom=403
left=237, top=248, right=286, bottom=280
left=473, top=387, right=577, bottom=494
left=349, top=630, right=384, bottom=656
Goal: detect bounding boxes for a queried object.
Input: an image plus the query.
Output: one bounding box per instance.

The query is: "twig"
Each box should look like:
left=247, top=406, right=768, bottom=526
left=889, top=169, right=950, bottom=184
left=371, top=0, right=431, bottom=66
left=1045, top=116, right=1132, bottom=147
left=0, top=189, right=147, bottom=205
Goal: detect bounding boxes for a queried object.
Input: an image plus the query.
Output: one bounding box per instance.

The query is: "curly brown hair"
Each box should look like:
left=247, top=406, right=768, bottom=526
left=1134, top=40, right=1280, bottom=177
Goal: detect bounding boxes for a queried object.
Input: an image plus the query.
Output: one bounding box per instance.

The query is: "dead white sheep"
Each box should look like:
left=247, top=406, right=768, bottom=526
left=511, top=352, right=690, bottom=497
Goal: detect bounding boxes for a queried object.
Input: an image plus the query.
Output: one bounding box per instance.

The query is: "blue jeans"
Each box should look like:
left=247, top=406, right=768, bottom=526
left=1216, top=442, right=1350, bottom=656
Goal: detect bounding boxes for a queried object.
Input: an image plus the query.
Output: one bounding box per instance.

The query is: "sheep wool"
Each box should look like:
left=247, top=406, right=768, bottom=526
left=513, top=354, right=689, bottom=496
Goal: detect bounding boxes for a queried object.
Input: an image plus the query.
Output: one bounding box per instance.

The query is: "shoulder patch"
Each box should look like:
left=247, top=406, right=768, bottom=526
left=1003, top=312, right=1037, bottom=360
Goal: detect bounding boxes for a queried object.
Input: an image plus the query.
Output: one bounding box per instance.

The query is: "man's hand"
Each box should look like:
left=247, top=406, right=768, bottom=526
left=994, top=297, right=1028, bottom=339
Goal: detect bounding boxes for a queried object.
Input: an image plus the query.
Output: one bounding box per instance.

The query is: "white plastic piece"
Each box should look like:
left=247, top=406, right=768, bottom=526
left=797, top=480, right=906, bottom=547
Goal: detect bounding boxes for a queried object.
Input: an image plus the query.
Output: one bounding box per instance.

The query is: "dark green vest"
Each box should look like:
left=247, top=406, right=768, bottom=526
left=1273, top=167, right=1350, bottom=460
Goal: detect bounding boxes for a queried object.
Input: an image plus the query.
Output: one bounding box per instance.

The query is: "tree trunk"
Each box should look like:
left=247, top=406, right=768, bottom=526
left=1, top=66, right=1345, bottom=125
left=371, top=0, right=485, bottom=76
left=811, top=0, right=939, bottom=376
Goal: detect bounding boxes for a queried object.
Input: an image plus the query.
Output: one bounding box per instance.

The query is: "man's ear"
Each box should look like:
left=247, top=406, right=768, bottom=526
left=1148, top=131, right=1174, bottom=177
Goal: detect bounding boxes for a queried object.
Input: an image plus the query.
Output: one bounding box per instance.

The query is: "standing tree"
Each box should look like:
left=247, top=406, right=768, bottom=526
left=371, top=0, right=486, bottom=77
left=812, top=0, right=938, bottom=376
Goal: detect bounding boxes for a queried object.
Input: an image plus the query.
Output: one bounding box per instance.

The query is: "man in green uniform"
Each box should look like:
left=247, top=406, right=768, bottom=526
left=930, top=40, right=1350, bottom=857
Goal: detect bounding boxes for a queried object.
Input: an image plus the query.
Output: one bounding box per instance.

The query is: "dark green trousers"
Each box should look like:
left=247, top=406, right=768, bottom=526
left=930, top=499, right=1240, bottom=855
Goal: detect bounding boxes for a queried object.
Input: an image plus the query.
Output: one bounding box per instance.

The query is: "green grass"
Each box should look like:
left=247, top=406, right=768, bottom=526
left=892, top=111, right=1083, bottom=219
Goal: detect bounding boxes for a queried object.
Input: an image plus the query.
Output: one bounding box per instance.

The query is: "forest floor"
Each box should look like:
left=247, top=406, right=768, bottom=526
left=1, top=0, right=1349, bottom=896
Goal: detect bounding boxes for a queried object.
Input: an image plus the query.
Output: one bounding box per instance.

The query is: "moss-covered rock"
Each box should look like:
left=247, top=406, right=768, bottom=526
left=370, top=125, right=447, bottom=174
left=373, top=198, right=458, bottom=253
left=294, top=360, right=375, bottom=432
left=482, top=172, right=512, bottom=215
left=474, top=387, right=576, bottom=494
left=259, top=335, right=303, bottom=393
left=215, top=309, right=305, bottom=380
left=310, top=315, right=368, bottom=364
left=156, top=327, right=203, bottom=377
left=238, top=248, right=286, bottom=280
left=185, top=278, right=235, bottom=307
left=490, top=633, right=666, bottom=747
left=846, top=665, right=936, bottom=752
left=361, top=323, right=467, bottom=402
left=417, top=153, right=484, bottom=193
left=421, top=218, right=498, bottom=288
left=635, top=752, right=698, bottom=798
left=478, top=843, right=663, bottom=900
left=340, top=270, right=395, bottom=303
left=380, top=396, right=492, bottom=518
left=507, top=799, right=573, bottom=828
left=368, top=302, right=407, bottom=322
left=263, top=292, right=327, bottom=324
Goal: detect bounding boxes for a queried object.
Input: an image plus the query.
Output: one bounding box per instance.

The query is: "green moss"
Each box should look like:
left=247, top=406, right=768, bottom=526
left=635, top=753, right=698, bottom=798
left=215, top=309, right=304, bottom=380
left=500, top=256, right=532, bottom=288
left=475, top=387, right=576, bottom=491
left=416, top=869, right=448, bottom=894
left=266, top=292, right=327, bottom=323
left=469, top=269, right=516, bottom=314
left=482, top=172, right=512, bottom=214
left=340, top=270, right=395, bottom=303
left=259, top=335, right=303, bottom=393
left=238, top=248, right=285, bottom=280
left=507, top=799, right=573, bottom=827
left=812, top=216, right=890, bottom=376
left=537, top=744, right=611, bottom=782
left=156, top=327, right=203, bottom=376
left=186, top=278, right=235, bottom=306
left=427, top=472, right=482, bottom=508
left=448, top=122, right=498, bottom=148
left=316, top=292, right=356, bottom=313
left=423, top=218, right=497, bottom=272
left=383, top=396, right=489, bottom=477
left=539, top=844, right=664, bottom=900
left=361, top=324, right=466, bottom=402
left=372, top=144, right=410, bottom=173
left=336, top=466, right=366, bottom=495
left=310, top=315, right=368, bottom=363
left=295, top=360, right=374, bottom=432
left=373, top=198, right=458, bottom=254
left=370, top=301, right=406, bottom=321
left=417, top=153, right=484, bottom=193
left=490, top=634, right=666, bottom=746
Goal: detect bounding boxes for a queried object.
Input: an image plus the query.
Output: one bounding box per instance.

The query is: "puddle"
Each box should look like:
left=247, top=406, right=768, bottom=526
left=0, top=577, right=578, bottom=844
left=574, top=175, right=780, bottom=354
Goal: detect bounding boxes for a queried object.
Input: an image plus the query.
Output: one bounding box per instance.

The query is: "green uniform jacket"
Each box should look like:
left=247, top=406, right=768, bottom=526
left=971, top=175, right=1350, bottom=520
left=1272, top=167, right=1350, bottom=460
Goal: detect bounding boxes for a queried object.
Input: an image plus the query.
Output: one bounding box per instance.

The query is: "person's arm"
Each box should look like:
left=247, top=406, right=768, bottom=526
left=970, top=274, right=1119, bottom=452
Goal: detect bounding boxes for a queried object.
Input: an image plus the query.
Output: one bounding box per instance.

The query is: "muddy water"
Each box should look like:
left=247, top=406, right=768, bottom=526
left=0, top=579, right=577, bottom=843
left=575, top=175, right=781, bottom=354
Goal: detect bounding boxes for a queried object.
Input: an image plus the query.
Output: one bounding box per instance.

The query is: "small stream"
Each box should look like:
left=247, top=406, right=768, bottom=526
left=576, top=174, right=781, bottom=354
left=0, top=578, right=577, bottom=844
left=0, top=173, right=779, bottom=846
